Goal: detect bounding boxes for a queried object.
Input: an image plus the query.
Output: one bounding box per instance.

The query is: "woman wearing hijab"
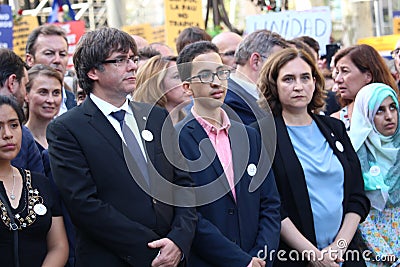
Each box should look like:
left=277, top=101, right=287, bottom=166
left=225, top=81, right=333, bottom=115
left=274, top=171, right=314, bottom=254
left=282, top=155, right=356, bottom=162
left=349, top=83, right=400, bottom=267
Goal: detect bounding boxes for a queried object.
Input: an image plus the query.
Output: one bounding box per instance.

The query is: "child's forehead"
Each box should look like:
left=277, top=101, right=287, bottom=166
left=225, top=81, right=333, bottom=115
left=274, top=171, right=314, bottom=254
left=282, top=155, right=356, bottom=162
left=191, top=52, right=223, bottom=71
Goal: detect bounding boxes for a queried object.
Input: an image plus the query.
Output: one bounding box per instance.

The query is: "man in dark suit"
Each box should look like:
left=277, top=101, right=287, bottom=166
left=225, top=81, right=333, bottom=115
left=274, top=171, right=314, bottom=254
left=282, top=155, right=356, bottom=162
left=0, top=48, right=45, bottom=175
left=176, top=41, right=280, bottom=267
left=224, top=30, right=288, bottom=125
left=47, top=27, right=196, bottom=267
left=26, top=24, right=76, bottom=116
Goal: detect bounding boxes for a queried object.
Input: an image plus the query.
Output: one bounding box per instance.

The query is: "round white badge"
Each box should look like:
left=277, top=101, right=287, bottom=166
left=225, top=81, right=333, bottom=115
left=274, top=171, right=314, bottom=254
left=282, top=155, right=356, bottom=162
left=141, top=130, right=154, bottom=142
left=335, top=141, right=344, bottom=152
left=33, top=203, right=47, bottom=216
left=247, top=164, right=257, bottom=177
left=369, top=165, right=380, bottom=177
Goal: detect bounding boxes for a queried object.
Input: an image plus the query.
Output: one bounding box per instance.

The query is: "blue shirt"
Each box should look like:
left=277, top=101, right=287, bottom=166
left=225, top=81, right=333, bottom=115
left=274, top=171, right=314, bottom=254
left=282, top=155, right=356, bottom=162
left=287, top=120, right=344, bottom=249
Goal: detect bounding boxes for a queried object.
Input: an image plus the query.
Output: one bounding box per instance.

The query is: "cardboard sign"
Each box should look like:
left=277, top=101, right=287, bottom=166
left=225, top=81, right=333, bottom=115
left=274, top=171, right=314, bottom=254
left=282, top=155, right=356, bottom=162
left=393, top=18, right=400, bottom=35
left=13, top=16, right=39, bottom=58
left=246, top=6, right=332, bottom=55
left=164, top=0, right=203, bottom=51
left=151, top=25, right=165, bottom=43
left=122, top=23, right=153, bottom=42
left=357, top=34, right=400, bottom=52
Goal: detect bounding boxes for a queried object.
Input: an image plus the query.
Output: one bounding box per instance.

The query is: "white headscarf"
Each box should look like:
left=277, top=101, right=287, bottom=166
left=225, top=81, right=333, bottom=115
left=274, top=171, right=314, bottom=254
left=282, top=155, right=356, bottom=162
left=349, top=83, right=400, bottom=210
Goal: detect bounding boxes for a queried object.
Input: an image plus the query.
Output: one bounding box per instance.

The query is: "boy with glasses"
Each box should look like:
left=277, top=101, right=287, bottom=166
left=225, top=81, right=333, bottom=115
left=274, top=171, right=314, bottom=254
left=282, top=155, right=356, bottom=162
left=175, top=41, right=280, bottom=267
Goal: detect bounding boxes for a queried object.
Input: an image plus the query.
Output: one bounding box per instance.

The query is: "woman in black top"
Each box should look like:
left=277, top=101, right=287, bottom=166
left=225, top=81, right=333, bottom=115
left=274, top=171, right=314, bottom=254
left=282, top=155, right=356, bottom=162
left=0, top=95, right=68, bottom=266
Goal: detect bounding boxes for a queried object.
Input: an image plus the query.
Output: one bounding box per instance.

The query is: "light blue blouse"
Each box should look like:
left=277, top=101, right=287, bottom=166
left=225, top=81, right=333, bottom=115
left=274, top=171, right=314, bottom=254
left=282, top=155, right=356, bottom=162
left=287, top=120, right=344, bottom=249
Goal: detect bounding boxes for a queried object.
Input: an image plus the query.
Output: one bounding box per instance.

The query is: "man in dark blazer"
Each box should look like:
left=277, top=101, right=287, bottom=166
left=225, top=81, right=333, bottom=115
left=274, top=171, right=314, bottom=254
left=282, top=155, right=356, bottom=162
left=224, top=30, right=288, bottom=125
left=0, top=48, right=45, bottom=175
left=47, top=27, right=196, bottom=267
left=176, top=41, right=280, bottom=267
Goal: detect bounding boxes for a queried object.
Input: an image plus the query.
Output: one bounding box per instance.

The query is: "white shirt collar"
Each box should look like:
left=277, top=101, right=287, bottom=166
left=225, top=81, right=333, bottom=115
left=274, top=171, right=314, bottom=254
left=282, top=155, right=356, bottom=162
left=90, top=93, right=132, bottom=117
left=230, top=74, right=259, bottom=100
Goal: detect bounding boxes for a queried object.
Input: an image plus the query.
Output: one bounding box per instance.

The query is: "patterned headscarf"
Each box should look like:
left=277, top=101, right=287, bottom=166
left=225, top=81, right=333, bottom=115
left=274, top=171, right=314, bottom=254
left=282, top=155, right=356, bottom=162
left=349, top=83, right=400, bottom=210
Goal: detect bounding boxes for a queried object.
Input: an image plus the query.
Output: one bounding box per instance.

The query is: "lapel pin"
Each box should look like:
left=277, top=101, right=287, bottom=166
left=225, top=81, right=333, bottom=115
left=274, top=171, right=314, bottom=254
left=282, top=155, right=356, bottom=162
left=247, top=163, right=257, bottom=177
left=141, top=129, right=153, bottom=142
left=369, top=165, right=380, bottom=177
left=142, top=116, right=147, bottom=121
left=335, top=141, right=344, bottom=152
left=34, top=203, right=47, bottom=216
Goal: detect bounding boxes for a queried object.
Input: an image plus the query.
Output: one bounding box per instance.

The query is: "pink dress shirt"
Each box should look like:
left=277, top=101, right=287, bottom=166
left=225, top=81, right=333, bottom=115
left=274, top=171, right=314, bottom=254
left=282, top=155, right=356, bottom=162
left=192, top=108, right=254, bottom=267
left=192, top=108, right=236, bottom=200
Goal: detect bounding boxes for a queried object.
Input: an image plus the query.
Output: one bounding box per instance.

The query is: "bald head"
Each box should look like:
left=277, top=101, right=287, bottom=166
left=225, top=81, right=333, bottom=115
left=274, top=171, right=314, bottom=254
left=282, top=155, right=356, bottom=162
left=212, top=32, right=243, bottom=67
left=131, top=35, right=149, bottom=50
left=149, top=42, right=175, bottom=56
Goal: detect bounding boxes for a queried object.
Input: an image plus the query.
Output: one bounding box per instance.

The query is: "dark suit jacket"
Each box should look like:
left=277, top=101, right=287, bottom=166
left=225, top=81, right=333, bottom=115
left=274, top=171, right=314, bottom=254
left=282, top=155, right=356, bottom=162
left=176, top=113, right=281, bottom=267
left=224, top=78, right=267, bottom=125
left=11, top=125, right=45, bottom=175
left=325, top=90, right=341, bottom=115
left=47, top=97, right=197, bottom=267
left=65, top=89, right=77, bottom=110
left=262, top=114, right=370, bottom=267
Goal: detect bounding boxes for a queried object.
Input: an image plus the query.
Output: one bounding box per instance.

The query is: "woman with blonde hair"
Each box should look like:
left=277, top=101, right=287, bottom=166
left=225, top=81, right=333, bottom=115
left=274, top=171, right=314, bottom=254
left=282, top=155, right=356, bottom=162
left=134, top=55, right=190, bottom=125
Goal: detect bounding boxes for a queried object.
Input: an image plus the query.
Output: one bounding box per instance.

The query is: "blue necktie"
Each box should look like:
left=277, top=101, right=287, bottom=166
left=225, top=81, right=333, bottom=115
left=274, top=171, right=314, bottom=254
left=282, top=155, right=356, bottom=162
left=111, top=110, right=150, bottom=185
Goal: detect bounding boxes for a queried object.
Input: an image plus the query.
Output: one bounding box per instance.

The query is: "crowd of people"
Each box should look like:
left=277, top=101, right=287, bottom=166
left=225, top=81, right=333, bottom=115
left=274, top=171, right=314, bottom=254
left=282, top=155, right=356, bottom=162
left=0, top=22, right=399, bottom=267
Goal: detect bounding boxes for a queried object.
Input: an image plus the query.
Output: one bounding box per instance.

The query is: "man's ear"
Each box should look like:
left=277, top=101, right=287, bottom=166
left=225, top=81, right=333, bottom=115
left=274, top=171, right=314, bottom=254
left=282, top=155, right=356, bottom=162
left=5, top=74, right=17, bottom=94
left=26, top=53, right=35, bottom=67
left=249, top=53, right=262, bottom=71
left=87, top=68, right=99, bottom=81
left=182, top=81, right=193, bottom=96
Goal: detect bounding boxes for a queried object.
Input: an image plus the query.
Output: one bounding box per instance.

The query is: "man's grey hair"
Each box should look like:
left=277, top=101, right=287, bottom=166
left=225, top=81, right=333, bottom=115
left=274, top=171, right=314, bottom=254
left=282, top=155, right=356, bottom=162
left=235, top=30, right=288, bottom=66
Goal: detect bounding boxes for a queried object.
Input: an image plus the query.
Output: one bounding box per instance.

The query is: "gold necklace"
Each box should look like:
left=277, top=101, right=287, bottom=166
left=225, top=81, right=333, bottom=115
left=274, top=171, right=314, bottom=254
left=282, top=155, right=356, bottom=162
left=0, top=170, right=45, bottom=230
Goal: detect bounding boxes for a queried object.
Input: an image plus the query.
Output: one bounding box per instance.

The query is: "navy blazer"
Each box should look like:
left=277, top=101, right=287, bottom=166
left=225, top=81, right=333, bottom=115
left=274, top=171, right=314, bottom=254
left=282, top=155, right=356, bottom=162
left=176, top=113, right=281, bottom=267
left=47, top=97, right=197, bottom=267
left=65, top=89, right=77, bottom=110
left=258, top=114, right=370, bottom=267
left=11, top=126, right=45, bottom=175
left=224, top=78, right=267, bottom=125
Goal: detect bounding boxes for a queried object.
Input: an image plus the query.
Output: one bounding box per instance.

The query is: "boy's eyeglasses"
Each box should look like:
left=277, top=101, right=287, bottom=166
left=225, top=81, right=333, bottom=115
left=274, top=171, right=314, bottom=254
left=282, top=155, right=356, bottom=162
left=186, top=69, right=231, bottom=84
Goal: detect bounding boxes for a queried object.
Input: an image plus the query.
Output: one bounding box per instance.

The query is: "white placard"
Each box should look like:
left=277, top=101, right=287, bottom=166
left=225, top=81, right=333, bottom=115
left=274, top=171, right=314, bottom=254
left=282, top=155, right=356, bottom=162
left=246, top=6, right=332, bottom=55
